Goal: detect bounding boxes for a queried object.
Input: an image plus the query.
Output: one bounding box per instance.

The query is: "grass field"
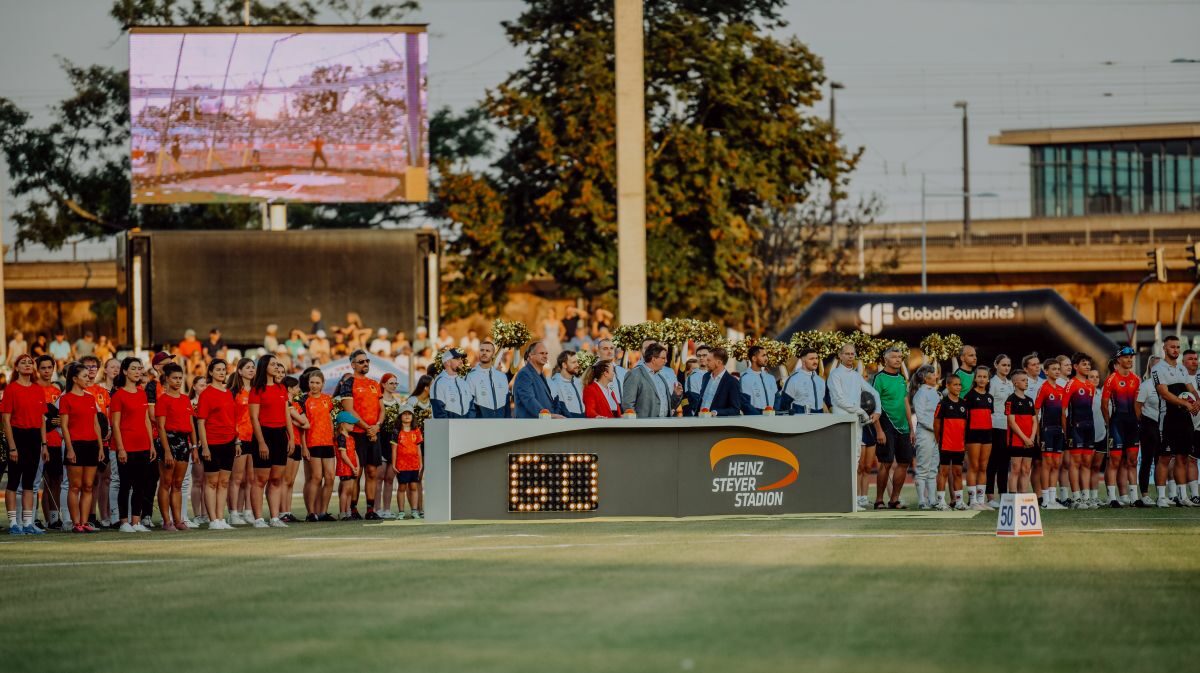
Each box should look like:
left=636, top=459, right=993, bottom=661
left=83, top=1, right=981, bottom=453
left=5, top=505, right=1200, bottom=673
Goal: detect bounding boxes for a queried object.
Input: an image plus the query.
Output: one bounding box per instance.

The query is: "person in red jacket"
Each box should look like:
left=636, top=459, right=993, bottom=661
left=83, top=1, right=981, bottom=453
left=582, top=360, right=622, bottom=418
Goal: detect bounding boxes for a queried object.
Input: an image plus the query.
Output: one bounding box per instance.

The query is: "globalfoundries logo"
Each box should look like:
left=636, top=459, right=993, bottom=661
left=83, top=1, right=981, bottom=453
left=709, top=438, right=799, bottom=508
left=858, top=301, right=1019, bottom=334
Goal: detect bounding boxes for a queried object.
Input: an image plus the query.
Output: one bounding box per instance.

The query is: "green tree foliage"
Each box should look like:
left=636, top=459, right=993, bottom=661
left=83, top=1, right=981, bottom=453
left=435, top=0, right=875, bottom=331
left=0, top=0, right=442, bottom=249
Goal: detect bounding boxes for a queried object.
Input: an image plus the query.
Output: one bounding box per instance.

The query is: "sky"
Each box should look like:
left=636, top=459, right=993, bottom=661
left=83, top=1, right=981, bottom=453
left=1, top=0, right=1198, bottom=260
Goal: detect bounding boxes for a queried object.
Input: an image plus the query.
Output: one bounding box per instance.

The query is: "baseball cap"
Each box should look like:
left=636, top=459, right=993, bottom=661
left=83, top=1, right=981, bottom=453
left=378, top=327, right=389, bottom=336
left=1116, top=346, right=1136, bottom=357
left=151, top=351, right=172, bottom=366
left=446, top=348, right=466, bottom=361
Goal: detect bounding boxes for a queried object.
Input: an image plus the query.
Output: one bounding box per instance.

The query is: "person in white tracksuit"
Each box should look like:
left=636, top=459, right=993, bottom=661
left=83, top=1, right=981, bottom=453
left=911, top=365, right=942, bottom=510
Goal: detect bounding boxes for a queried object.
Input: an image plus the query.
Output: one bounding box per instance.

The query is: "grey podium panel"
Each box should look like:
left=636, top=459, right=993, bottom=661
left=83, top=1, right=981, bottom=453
left=425, top=417, right=857, bottom=521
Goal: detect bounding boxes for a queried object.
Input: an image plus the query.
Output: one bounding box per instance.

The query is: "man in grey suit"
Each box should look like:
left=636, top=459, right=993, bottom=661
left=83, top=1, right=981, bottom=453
left=622, top=343, right=682, bottom=418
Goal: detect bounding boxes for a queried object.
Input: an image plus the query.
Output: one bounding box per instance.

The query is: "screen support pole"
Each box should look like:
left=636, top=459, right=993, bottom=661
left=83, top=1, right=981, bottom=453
left=615, top=0, right=647, bottom=325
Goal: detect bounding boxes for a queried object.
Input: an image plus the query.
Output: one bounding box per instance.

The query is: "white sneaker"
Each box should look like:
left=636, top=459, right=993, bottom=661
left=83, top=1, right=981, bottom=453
left=208, top=519, right=225, bottom=530
left=934, top=502, right=951, bottom=511
left=268, top=517, right=288, bottom=528
left=141, top=519, right=154, bottom=529
left=1142, top=495, right=1155, bottom=507
left=1089, top=499, right=1101, bottom=509
left=243, top=509, right=254, bottom=522
left=380, top=511, right=395, bottom=520
left=132, top=523, right=150, bottom=532
left=1046, top=501, right=1066, bottom=510
left=953, top=500, right=967, bottom=511
left=1157, top=498, right=1171, bottom=508
left=119, top=523, right=136, bottom=533
left=193, top=516, right=209, bottom=526
left=1180, top=497, right=1197, bottom=508
left=918, top=503, right=930, bottom=511
left=970, top=502, right=988, bottom=511
left=987, top=499, right=1001, bottom=509
left=229, top=512, right=246, bottom=526
left=252, top=518, right=269, bottom=529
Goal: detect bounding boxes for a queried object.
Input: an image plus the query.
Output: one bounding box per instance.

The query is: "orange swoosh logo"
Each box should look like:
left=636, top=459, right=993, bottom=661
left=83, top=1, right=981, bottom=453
left=709, top=438, right=799, bottom=491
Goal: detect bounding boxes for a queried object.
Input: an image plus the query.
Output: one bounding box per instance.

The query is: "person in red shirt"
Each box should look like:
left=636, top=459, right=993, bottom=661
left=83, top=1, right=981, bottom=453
left=227, top=357, right=256, bottom=526
left=390, top=406, right=423, bottom=519
left=280, top=375, right=309, bottom=524
left=196, top=359, right=237, bottom=529
left=35, top=354, right=65, bottom=528
left=95, top=356, right=121, bottom=527
left=1004, top=371, right=1039, bottom=495
left=1062, top=354, right=1097, bottom=508
left=963, top=367, right=995, bottom=511
left=2, top=355, right=48, bottom=534
left=111, top=357, right=156, bottom=533
left=299, top=369, right=337, bottom=522
left=934, top=375, right=969, bottom=511
left=335, top=350, right=384, bottom=519
left=1102, top=347, right=1141, bottom=505
left=154, top=363, right=196, bottom=531
left=59, top=362, right=104, bottom=533
left=79, top=354, right=110, bottom=528
left=248, top=354, right=295, bottom=528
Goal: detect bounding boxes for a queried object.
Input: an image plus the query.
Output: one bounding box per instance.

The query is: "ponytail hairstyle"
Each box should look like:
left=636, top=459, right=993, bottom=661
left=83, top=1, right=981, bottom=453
left=112, top=356, right=142, bottom=390
left=63, top=361, right=89, bottom=394
left=250, top=354, right=276, bottom=393
left=583, top=360, right=610, bottom=389
left=229, top=357, right=255, bottom=396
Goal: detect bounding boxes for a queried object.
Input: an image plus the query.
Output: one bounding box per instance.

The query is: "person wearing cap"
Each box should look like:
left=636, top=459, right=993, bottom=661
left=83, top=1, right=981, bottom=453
left=370, top=328, right=393, bottom=357
left=177, top=328, right=202, bottom=360
left=513, top=342, right=565, bottom=419
left=389, top=403, right=423, bottom=519
left=431, top=349, right=474, bottom=419
left=1102, top=346, right=1141, bottom=507
left=467, top=340, right=511, bottom=419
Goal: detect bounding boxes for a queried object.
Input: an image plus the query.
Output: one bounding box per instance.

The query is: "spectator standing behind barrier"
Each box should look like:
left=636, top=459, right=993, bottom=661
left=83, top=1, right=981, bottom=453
left=431, top=349, right=473, bottom=419
left=582, top=361, right=622, bottom=418
left=513, top=342, right=564, bottom=419
left=550, top=351, right=585, bottom=419
left=683, top=345, right=712, bottom=417
left=467, top=341, right=510, bottom=419
left=697, top=347, right=741, bottom=417
left=624, top=344, right=681, bottom=418
left=779, top=347, right=826, bottom=415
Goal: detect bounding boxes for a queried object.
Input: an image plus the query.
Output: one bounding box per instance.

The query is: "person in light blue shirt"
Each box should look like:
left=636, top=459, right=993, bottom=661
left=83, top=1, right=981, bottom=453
left=684, top=345, right=712, bottom=416
left=549, top=351, right=586, bottom=418
left=739, top=345, right=778, bottom=415
left=431, top=349, right=474, bottom=419
left=466, top=340, right=510, bottom=419
left=779, top=347, right=827, bottom=414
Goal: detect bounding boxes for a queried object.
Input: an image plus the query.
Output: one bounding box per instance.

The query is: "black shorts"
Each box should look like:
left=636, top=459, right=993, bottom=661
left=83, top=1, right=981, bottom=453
left=939, top=450, right=964, bottom=466
left=253, top=426, right=290, bottom=468
left=965, top=429, right=991, bottom=445
left=339, top=475, right=357, bottom=483
left=203, top=441, right=237, bottom=473
left=877, top=416, right=914, bottom=464
left=352, top=432, right=383, bottom=468
left=1158, top=413, right=1194, bottom=457
left=5, top=427, right=42, bottom=491
left=861, top=425, right=877, bottom=447
left=159, top=432, right=191, bottom=462
left=288, top=445, right=302, bottom=462
left=396, top=469, right=420, bottom=484
left=1140, top=418, right=1159, bottom=456
left=1009, top=445, right=1038, bottom=459
left=67, top=440, right=102, bottom=468
left=1069, top=425, right=1095, bottom=449
left=1092, top=436, right=1111, bottom=454
left=1110, top=416, right=1139, bottom=451
left=308, top=445, right=335, bottom=459
left=1041, top=426, right=1065, bottom=453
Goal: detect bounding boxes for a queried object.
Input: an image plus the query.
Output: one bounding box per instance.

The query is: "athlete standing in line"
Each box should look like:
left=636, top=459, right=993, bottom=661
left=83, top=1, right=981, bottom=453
left=1062, top=354, right=1097, bottom=509
left=963, top=367, right=994, bottom=510
left=1151, top=336, right=1199, bottom=508
left=1035, top=359, right=1067, bottom=509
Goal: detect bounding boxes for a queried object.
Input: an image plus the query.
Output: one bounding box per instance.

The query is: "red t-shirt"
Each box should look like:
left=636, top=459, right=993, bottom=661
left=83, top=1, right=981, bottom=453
left=392, top=428, right=423, bottom=471
left=196, top=386, right=237, bottom=445
left=41, top=382, right=62, bottom=446
left=110, top=387, right=151, bottom=452
left=0, top=380, right=48, bottom=429
left=59, top=391, right=99, bottom=442
left=249, top=383, right=289, bottom=428
left=303, top=394, right=334, bottom=448
left=155, top=392, right=194, bottom=433
left=935, top=396, right=968, bottom=451
left=86, top=385, right=111, bottom=416
left=336, top=375, right=382, bottom=426
left=233, top=388, right=253, bottom=441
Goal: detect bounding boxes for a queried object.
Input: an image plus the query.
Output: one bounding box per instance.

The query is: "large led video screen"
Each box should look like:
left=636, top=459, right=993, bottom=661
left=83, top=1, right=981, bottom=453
left=130, top=26, right=428, bottom=204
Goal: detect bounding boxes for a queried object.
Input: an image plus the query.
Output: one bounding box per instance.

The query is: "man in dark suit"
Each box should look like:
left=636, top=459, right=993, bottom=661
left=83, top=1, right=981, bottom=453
left=513, top=341, right=565, bottom=419
left=697, top=346, right=742, bottom=417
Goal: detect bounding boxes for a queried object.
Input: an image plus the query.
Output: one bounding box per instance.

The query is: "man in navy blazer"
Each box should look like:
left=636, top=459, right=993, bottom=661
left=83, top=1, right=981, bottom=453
left=697, top=347, right=742, bottom=417
left=513, top=341, right=566, bottom=419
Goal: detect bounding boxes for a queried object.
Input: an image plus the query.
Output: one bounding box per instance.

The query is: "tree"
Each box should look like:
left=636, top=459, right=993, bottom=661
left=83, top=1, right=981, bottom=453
left=0, top=0, right=430, bottom=250
left=435, top=0, right=880, bottom=332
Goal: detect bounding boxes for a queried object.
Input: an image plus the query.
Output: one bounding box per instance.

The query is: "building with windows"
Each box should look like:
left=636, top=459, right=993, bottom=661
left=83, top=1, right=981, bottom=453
left=990, top=122, right=1200, bottom=218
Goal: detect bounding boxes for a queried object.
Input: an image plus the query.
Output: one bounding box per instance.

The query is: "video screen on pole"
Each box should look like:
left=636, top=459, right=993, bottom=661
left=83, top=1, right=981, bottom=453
left=129, top=26, right=428, bottom=204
